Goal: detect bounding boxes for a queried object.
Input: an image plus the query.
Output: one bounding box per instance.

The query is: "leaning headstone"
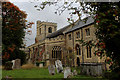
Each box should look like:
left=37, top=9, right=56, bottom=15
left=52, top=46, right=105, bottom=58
left=64, top=67, right=71, bottom=78
left=55, top=60, right=63, bottom=73
left=4, top=61, right=13, bottom=70
left=73, top=70, right=77, bottom=76
left=48, top=65, right=55, bottom=75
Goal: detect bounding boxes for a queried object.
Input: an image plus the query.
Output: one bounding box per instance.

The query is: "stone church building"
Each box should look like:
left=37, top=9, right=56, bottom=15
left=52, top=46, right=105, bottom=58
left=27, top=16, right=106, bottom=68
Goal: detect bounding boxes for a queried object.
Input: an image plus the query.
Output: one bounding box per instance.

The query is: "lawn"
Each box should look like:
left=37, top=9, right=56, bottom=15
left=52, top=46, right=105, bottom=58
left=2, top=68, right=106, bottom=79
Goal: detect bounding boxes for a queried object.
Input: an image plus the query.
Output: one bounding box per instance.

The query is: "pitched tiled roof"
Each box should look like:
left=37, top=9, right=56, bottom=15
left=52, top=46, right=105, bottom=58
left=65, top=16, right=94, bottom=34
left=46, top=16, right=94, bottom=38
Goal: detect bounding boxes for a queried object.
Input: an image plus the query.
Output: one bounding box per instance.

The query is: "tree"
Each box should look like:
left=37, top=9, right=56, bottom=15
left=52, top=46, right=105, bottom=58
left=33, top=1, right=120, bottom=78
left=92, top=3, right=120, bottom=79
left=2, top=2, right=33, bottom=65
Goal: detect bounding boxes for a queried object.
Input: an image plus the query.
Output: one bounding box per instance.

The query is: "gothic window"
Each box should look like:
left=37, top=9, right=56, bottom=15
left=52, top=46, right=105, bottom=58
left=76, top=32, right=80, bottom=38
left=68, top=34, right=71, bottom=40
left=52, top=50, right=53, bottom=58
left=52, top=46, right=62, bottom=59
left=69, top=50, right=72, bottom=53
left=48, top=27, right=52, bottom=33
left=54, top=50, right=55, bottom=58
left=87, top=46, right=92, bottom=58
left=76, top=44, right=81, bottom=55
left=85, top=28, right=90, bottom=36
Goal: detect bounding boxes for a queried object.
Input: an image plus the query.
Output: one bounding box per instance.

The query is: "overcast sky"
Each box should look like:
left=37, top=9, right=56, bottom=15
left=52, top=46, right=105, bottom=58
left=9, top=0, right=80, bottom=47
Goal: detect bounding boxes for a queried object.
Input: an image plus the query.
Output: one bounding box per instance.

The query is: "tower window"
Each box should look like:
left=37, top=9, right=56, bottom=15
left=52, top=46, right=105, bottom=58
left=39, top=28, right=41, bottom=35
left=48, top=27, right=52, bottom=33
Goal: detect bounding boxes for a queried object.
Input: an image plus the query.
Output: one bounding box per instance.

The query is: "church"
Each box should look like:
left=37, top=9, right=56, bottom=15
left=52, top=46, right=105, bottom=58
left=27, top=16, right=106, bottom=68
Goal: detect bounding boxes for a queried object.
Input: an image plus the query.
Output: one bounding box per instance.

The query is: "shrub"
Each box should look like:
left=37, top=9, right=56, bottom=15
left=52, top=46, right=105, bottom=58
left=4, top=61, right=13, bottom=70
left=21, top=63, right=37, bottom=69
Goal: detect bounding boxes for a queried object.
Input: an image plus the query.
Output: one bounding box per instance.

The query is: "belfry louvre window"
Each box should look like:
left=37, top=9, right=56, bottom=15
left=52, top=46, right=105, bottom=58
left=85, top=28, right=90, bottom=36
left=87, top=46, right=92, bottom=58
left=48, top=27, right=52, bottom=33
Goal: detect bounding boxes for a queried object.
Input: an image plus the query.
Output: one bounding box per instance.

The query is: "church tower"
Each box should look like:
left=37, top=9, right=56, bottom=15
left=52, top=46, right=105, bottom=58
left=35, top=21, right=57, bottom=42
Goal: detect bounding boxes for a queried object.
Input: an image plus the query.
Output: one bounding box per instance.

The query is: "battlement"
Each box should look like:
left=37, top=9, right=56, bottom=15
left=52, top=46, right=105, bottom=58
left=37, top=21, right=57, bottom=26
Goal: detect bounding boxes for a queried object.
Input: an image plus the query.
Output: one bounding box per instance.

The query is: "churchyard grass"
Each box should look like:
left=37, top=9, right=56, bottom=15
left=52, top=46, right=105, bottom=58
left=2, top=68, right=63, bottom=78
left=2, top=68, right=105, bottom=79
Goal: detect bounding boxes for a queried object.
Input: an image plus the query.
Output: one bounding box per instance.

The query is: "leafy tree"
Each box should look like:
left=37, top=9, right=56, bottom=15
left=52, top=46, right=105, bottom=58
left=33, top=1, right=120, bottom=78
left=2, top=2, right=33, bottom=65
left=91, top=3, right=120, bottom=79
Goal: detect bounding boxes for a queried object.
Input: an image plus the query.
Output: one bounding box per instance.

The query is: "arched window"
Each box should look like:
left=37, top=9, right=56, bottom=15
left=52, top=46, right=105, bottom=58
left=87, top=46, right=91, bottom=58
left=76, top=32, right=80, bottom=38
left=85, top=28, right=90, bottom=36
left=48, top=27, right=52, bottom=33
left=75, top=44, right=81, bottom=55
left=52, top=46, right=62, bottom=59
left=52, top=50, right=54, bottom=58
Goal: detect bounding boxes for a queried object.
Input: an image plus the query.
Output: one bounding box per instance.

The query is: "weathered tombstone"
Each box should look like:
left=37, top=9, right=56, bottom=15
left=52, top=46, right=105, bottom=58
left=12, top=60, right=15, bottom=69
left=64, top=67, right=71, bottom=78
left=81, top=63, right=103, bottom=76
left=4, top=61, right=13, bottom=70
left=12, top=59, right=21, bottom=69
left=55, top=60, right=63, bottom=73
left=39, top=63, right=43, bottom=68
left=73, top=70, right=77, bottom=76
left=48, top=65, right=55, bottom=75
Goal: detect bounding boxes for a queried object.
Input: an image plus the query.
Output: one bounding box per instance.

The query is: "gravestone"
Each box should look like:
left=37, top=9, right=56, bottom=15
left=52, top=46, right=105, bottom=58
left=64, top=67, right=71, bottom=78
left=81, top=63, right=103, bottom=76
left=12, top=60, right=15, bottom=69
left=12, top=59, right=21, bottom=69
left=55, top=60, right=63, bottom=73
left=4, top=61, right=13, bottom=70
left=48, top=65, right=55, bottom=75
left=39, top=63, right=43, bottom=68
left=73, top=70, right=77, bottom=76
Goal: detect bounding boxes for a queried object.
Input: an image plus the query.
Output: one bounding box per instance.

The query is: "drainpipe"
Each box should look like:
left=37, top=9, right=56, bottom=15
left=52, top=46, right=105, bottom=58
left=81, top=29, right=84, bottom=63
left=64, top=34, right=66, bottom=66
left=72, top=32, right=75, bottom=66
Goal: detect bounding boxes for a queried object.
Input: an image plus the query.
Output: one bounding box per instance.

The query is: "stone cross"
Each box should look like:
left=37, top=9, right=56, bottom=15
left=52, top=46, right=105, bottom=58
left=48, top=65, right=55, bottom=75
left=55, top=60, right=63, bottom=73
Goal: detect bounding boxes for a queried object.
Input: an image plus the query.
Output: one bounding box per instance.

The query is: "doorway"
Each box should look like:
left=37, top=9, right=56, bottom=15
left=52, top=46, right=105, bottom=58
left=77, top=57, right=80, bottom=66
